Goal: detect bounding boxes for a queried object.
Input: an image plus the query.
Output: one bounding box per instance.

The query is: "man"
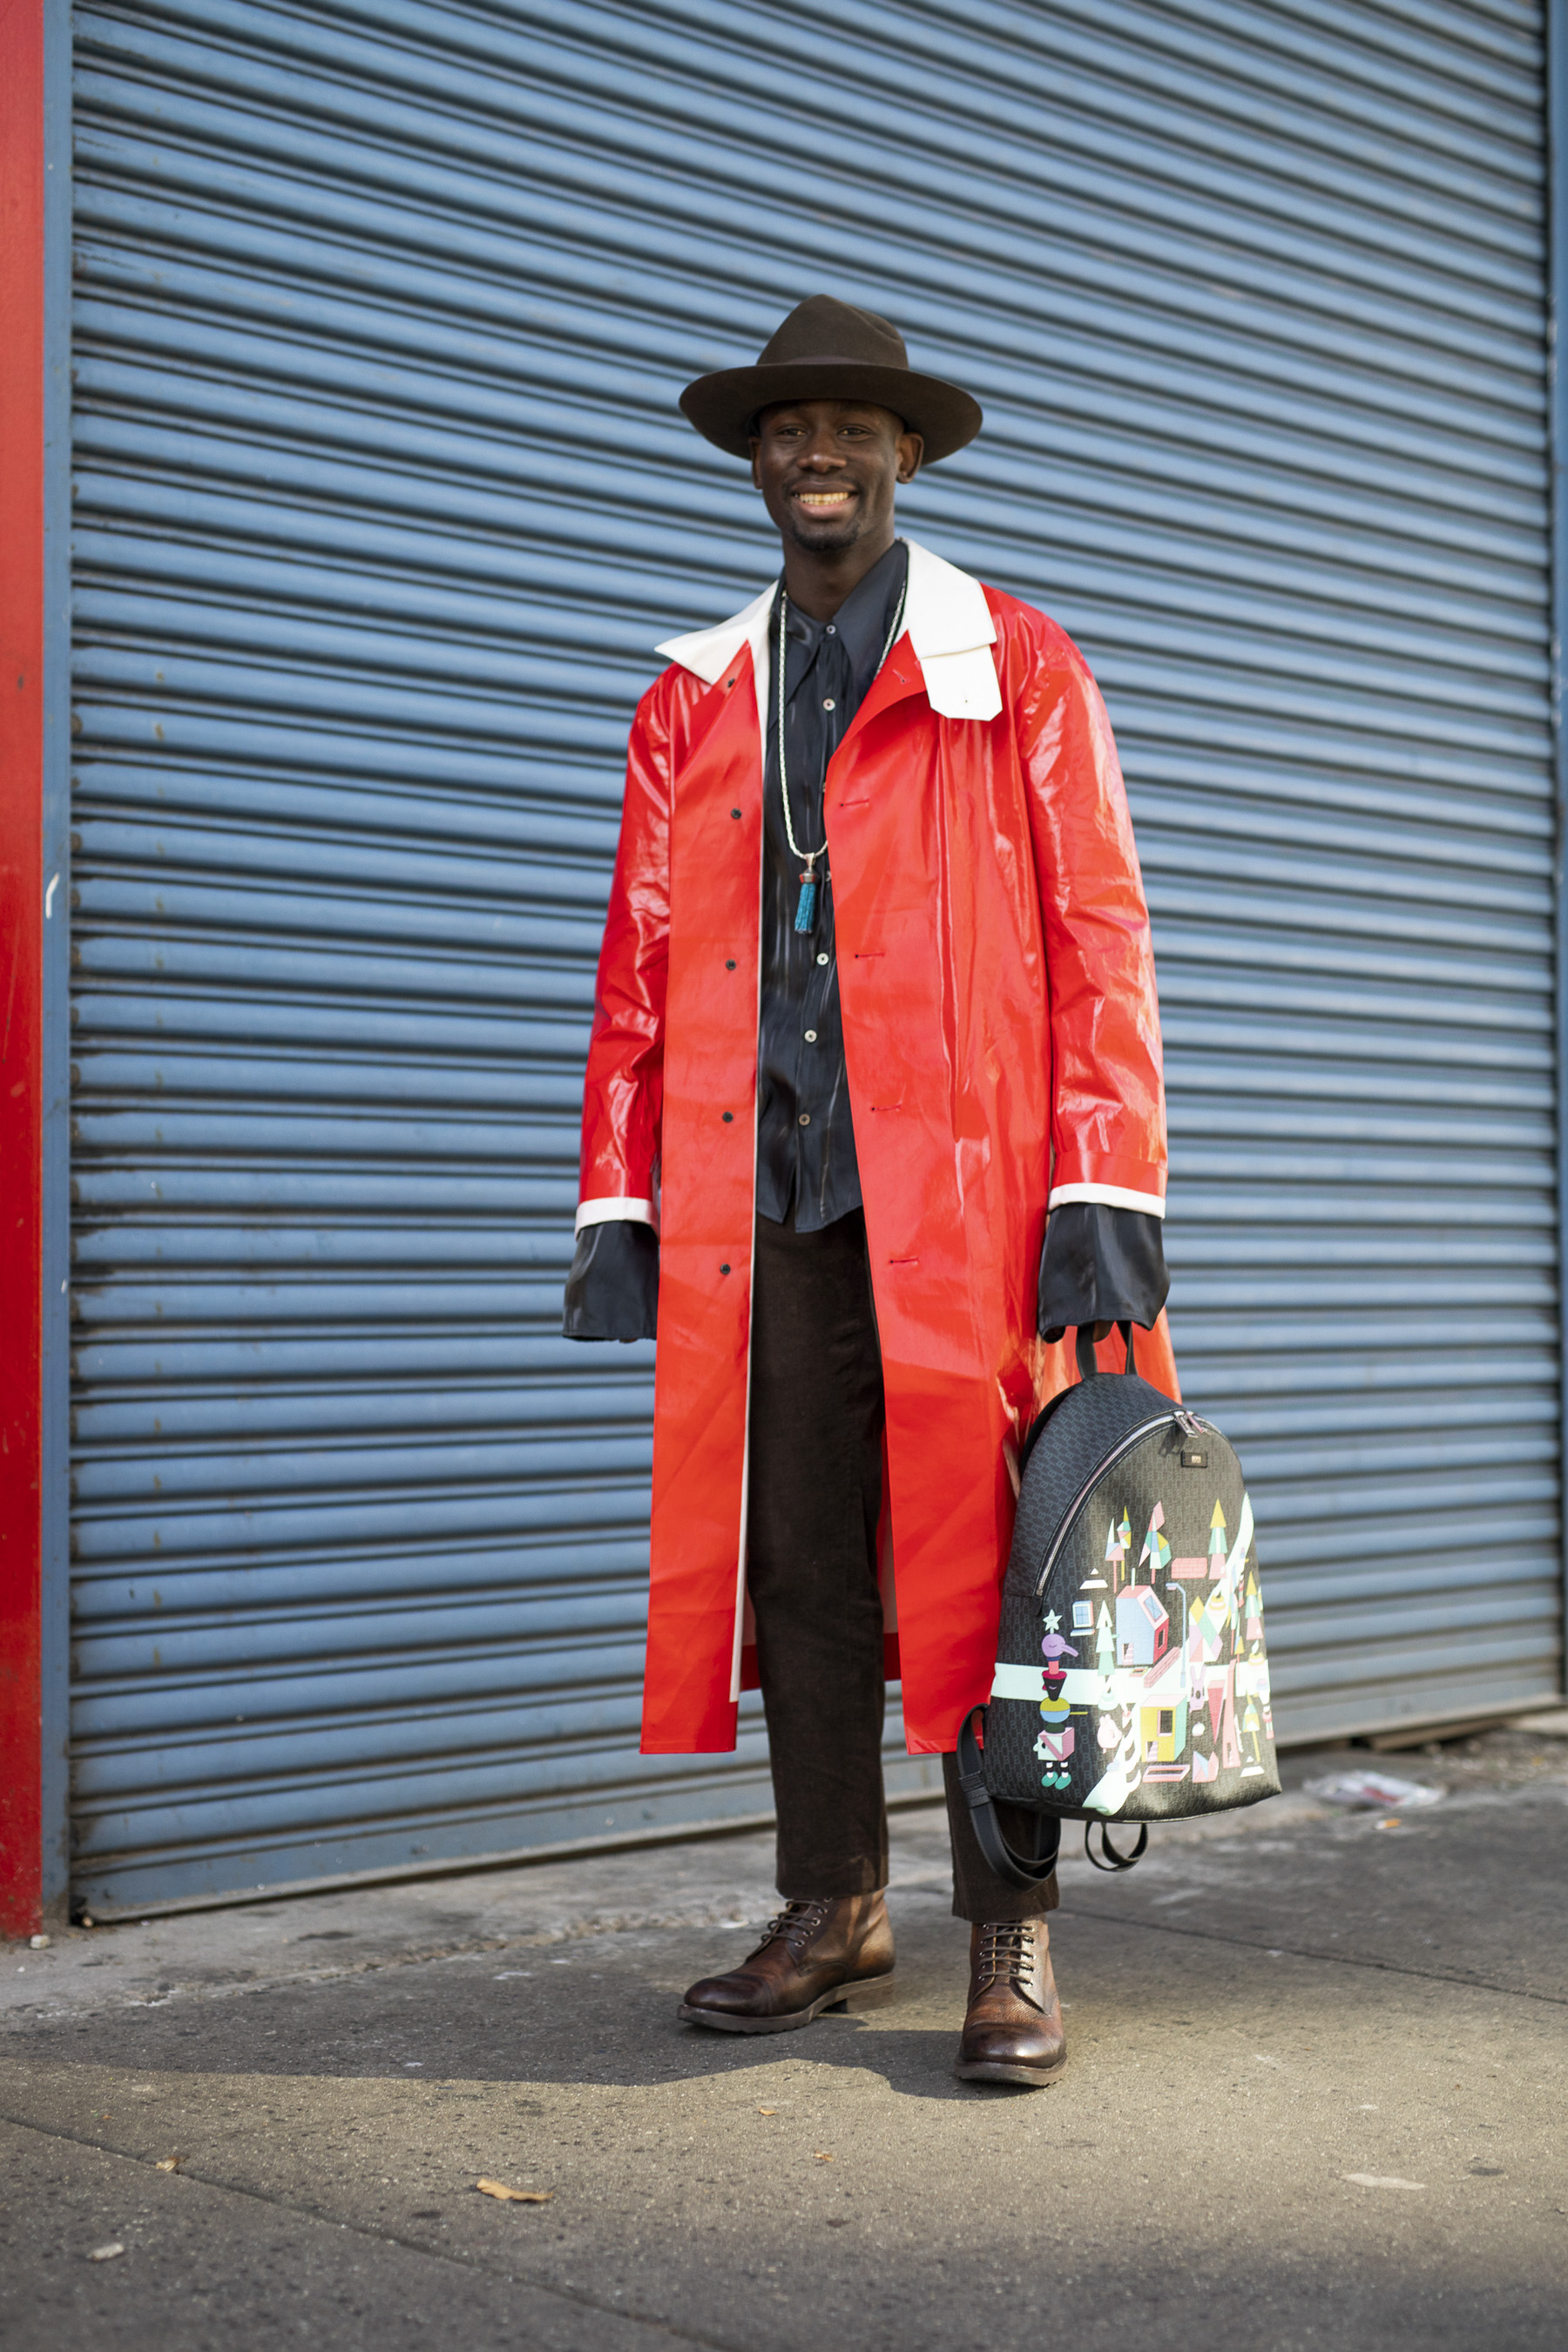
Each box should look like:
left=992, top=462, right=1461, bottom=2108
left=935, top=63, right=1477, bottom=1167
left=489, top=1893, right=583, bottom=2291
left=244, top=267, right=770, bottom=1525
left=564, top=296, right=1176, bottom=2086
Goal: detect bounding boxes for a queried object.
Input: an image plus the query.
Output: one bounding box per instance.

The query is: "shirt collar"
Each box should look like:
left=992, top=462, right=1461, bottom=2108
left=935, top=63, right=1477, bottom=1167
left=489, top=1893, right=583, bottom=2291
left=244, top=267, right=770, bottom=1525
left=780, top=538, right=908, bottom=699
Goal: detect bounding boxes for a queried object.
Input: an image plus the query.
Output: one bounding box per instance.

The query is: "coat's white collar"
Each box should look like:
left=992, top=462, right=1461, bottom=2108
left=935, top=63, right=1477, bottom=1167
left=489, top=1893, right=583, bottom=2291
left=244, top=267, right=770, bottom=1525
left=653, top=540, right=1002, bottom=721
left=654, top=580, right=775, bottom=690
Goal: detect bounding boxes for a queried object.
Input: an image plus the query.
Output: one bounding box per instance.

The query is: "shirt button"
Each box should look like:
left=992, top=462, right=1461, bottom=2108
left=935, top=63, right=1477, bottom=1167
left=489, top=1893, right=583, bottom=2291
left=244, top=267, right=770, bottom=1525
left=822, top=697, right=835, bottom=711
left=798, top=1113, right=811, bottom=1126
left=816, top=952, right=829, bottom=966
left=826, top=624, right=837, bottom=634
left=804, top=1029, right=817, bottom=1043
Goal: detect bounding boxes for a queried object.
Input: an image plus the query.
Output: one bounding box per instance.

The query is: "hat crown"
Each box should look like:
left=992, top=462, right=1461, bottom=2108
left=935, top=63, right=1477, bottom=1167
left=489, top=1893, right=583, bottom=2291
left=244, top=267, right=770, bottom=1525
left=678, top=294, right=980, bottom=463
left=756, top=294, right=909, bottom=375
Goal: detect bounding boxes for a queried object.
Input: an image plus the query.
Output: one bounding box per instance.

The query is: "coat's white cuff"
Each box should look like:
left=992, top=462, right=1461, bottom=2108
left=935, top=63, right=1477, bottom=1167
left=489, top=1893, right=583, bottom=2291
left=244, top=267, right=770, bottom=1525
left=574, top=1196, right=657, bottom=1235
left=1048, top=1183, right=1166, bottom=1220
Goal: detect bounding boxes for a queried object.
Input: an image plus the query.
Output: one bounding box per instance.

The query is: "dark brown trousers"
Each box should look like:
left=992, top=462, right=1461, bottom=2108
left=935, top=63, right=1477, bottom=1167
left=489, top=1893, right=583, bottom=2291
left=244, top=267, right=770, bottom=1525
left=747, top=1205, right=1057, bottom=1923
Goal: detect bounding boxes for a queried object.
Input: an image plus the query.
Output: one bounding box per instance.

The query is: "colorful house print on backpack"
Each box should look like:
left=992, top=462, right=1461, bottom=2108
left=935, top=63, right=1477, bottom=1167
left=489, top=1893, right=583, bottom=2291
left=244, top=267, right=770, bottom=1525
left=983, top=1412, right=1281, bottom=1826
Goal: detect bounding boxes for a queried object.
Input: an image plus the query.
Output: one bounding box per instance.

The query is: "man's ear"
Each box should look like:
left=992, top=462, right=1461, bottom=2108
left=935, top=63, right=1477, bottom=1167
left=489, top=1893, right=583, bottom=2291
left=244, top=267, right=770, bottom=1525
left=896, top=430, right=924, bottom=484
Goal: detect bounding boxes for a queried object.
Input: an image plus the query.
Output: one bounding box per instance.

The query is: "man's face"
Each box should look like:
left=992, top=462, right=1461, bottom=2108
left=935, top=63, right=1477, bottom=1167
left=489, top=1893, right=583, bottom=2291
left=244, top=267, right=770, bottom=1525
left=749, top=399, right=923, bottom=552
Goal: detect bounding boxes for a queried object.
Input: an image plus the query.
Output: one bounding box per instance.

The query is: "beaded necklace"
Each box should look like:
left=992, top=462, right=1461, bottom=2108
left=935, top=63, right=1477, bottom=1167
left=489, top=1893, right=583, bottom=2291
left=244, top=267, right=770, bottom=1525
left=776, top=565, right=909, bottom=934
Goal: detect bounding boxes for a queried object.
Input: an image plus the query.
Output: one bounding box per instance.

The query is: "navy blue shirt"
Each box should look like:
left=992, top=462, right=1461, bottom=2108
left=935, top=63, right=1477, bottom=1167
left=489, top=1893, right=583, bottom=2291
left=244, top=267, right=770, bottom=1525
left=754, top=540, right=909, bottom=1229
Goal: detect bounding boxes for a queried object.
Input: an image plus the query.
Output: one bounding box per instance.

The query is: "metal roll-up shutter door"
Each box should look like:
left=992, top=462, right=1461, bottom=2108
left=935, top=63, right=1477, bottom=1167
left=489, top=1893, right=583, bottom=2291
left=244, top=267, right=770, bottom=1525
left=70, top=0, right=1557, bottom=1911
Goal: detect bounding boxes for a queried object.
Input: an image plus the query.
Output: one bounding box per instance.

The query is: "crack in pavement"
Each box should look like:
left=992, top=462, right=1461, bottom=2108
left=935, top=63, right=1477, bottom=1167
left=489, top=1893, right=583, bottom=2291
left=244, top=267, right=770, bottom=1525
left=0, top=2104, right=752, bottom=2352
left=1059, top=1903, right=1568, bottom=2004
left=21, top=1894, right=1563, bottom=2028
left=0, top=1912, right=788, bottom=2024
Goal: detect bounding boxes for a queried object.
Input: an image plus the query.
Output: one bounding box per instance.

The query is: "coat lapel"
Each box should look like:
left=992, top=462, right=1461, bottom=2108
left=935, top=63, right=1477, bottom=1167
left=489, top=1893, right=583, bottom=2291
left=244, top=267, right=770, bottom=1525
left=652, top=537, right=1000, bottom=742
left=901, top=537, right=1002, bottom=718
left=657, top=584, right=775, bottom=766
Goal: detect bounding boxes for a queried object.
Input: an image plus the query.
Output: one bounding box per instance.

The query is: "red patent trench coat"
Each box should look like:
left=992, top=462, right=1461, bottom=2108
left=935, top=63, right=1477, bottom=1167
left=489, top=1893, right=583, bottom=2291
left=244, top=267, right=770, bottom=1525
left=577, top=541, right=1179, bottom=1756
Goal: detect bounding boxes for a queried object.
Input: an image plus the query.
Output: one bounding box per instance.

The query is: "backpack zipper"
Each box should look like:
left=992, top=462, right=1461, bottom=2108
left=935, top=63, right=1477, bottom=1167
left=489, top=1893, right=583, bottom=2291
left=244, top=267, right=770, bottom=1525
left=1032, top=1412, right=1198, bottom=1598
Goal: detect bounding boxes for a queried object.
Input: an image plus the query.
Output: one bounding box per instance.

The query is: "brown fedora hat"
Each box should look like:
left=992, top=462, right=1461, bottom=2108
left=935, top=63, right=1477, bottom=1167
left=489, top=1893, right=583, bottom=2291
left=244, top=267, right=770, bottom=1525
left=679, top=294, right=983, bottom=465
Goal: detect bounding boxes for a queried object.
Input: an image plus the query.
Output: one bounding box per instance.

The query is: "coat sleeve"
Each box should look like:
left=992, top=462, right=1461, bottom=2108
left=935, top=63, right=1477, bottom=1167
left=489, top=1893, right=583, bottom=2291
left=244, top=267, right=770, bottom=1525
left=576, top=674, right=675, bottom=1230
left=1007, top=611, right=1167, bottom=1219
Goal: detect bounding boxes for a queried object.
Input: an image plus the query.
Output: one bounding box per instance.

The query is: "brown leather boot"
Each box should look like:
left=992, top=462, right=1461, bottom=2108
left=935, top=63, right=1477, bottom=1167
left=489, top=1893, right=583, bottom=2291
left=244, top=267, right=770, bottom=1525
left=953, top=1917, right=1066, bottom=2086
left=679, top=1893, right=896, bottom=2033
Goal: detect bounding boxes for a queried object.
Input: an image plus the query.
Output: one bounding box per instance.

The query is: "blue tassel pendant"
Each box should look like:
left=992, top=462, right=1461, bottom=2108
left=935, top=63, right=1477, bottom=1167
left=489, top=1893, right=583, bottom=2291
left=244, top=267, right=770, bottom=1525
left=794, top=868, right=818, bottom=934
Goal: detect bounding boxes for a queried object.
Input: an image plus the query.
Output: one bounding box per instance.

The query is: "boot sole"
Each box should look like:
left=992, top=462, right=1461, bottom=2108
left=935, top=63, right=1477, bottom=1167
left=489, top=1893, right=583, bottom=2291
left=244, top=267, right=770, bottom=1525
left=953, top=2051, right=1067, bottom=2088
left=679, top=1971, right=896, bottom=2035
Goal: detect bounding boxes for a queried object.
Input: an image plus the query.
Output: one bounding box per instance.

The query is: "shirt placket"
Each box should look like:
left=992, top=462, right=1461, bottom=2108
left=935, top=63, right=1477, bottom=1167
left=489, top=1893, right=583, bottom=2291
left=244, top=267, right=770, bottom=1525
left=791, top=629, right=851, bottom=1206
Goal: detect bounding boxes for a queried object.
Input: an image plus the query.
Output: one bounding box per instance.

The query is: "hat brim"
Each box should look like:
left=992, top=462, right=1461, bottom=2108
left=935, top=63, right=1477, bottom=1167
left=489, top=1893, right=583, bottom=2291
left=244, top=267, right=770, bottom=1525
left=679, top=359, right=983, bottom=465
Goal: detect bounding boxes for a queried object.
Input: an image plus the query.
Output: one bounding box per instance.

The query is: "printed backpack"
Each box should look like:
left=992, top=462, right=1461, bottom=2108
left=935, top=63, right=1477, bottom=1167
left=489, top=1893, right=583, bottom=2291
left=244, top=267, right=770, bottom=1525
left=957, top=1326, right=1280, bottom=1882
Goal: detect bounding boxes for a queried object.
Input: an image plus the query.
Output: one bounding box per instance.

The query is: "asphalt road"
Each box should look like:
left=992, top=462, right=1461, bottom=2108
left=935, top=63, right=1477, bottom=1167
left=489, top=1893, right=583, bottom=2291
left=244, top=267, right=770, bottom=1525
left=3, top=1730, right=1566, bottom=2351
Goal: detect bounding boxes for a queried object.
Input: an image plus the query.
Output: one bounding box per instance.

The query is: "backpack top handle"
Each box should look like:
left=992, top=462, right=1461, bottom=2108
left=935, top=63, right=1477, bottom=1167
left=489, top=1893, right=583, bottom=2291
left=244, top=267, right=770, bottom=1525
left=1075, top=1320, right=1137, bottom=1382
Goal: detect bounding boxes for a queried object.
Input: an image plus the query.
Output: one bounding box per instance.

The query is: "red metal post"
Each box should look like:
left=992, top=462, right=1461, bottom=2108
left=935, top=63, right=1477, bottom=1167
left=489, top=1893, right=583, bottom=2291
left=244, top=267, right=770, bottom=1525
left=0, top=0, right=46, bottom=1939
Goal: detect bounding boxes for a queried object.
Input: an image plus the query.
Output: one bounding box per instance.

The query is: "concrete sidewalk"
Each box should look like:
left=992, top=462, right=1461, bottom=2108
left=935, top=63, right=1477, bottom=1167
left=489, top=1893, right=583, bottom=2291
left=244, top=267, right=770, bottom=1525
left=3, top=1727, right=1567, bottom=2351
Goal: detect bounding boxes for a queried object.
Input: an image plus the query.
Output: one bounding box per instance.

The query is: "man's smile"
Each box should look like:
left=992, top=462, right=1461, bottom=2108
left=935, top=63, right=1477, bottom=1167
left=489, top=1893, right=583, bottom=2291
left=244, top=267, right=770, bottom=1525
left=750, top=395, right=916, bottom=573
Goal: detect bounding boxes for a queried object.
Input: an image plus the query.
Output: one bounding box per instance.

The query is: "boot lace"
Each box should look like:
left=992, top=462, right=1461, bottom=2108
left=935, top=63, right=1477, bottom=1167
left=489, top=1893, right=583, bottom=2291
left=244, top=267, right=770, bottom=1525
left=976, top=1919, right=1038, bottom=2000
left=760, top=1898, right=833, bottom=1958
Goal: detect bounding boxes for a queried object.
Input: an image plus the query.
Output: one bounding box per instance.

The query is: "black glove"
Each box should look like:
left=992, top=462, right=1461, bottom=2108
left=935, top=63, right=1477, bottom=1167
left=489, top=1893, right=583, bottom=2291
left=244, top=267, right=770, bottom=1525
left=1037, top=1203, right=1168, bottom=1344
left=563, top=1220, right=659, bottom=1342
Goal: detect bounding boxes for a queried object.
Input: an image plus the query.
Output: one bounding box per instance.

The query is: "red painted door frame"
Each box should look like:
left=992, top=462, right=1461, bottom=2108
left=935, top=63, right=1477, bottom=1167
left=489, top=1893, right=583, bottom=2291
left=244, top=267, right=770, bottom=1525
left=0, top=0, right=47, bottom=1939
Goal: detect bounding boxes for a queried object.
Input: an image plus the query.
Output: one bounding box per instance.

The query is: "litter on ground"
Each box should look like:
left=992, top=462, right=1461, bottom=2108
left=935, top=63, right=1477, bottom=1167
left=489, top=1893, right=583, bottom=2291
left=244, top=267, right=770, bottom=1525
left=1305, top=1771, right=1443, bottom=1811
